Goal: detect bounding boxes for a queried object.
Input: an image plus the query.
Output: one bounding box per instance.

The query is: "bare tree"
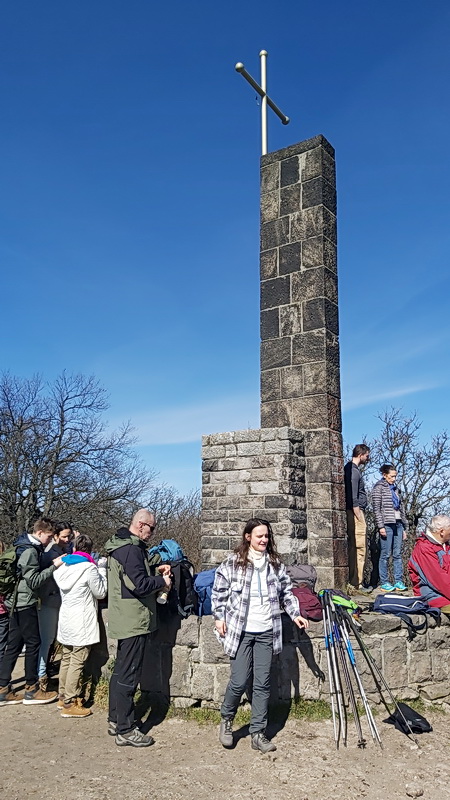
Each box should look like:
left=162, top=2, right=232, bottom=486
left=366, top=408, right=450, bottom=537
left=0, top=372, right=156, bottom=543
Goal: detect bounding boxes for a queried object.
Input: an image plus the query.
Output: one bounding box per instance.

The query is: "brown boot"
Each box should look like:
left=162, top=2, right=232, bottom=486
left=56, top=694, right=65, bottom=710
left=0, top=686, right=24, bottom=706
left=23, top=683, right=58, bottom=705
left=39, top=676, right=48, bottom=692
left=60, top=698, right=92, bottom=719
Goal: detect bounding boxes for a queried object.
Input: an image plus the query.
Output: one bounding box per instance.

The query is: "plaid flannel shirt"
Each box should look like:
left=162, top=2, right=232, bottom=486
left=211, top=554, right=300, bottom=658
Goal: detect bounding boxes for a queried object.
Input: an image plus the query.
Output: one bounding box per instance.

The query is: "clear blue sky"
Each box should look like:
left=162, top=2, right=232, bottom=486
left=1, top=1, right=449, bottom=494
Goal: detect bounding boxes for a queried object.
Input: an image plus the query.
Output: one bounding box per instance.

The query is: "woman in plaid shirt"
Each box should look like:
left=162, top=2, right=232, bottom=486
left=212, top=517, right=309, bottom=753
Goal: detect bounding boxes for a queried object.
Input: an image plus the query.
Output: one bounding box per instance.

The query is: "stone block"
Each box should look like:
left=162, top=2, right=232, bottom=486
left=214, top=664, right=231, bottom=703
left=408, top=650, right=432, bottom=685
left=292, top=329, right=325, bottom=365
left=202, top=497, right=218, bottom=510
left=279, top=304, right=302, bottom=337
left=172, top=697, right=198, bottom=708
left=232, top=429, right=262, bottom=443
left=279, top=242, right=301, bottom=276
left=302, top=236, right=337, bottom=273
left=202, top=445, right=226, bottom=459
left=199, top=621, right=230, bottom=664
left=261, top=217, right=290, bottom=251
left=201, top=535, right=229, bottom=551
left=226, top=482, right=249, bottom=496
left=301, top=146, right=336, bottom=184
left=260, top=427, right=280, bottom=441
left=261, top=337, right=291, bottom=371
left=260, top=189, right=279, bottom=223
left=264, top=437, right=293, bottom=454
left=420, top=683, right=450, bottom=701
left=216, top=496, right=240, bottom=510
left=170, top=645, right=192, bottom=696
left=428, top=627, right=449, bottom=648
left=280, top=183, right=301, bottom=216
left=292, top=395, right=328, bottom=430
left=208, top=432, right=234, bottom=445
left=382, top=636, right=408, bottom=688
left=279, top=365, right=303, bottom=399
left=249, top=480, right=279, bottom=495
left=261, top=135, right=334, bottom=167
left=236, top=441, right=264, bottom=456
left=280, top=155, right=299, bottom=187
left=431, top=649, right=450, bottom=682
left=314, top=566, right=335, bottom=589
left=261, top=399, right=293, bottom=428
left=302, top=176, right=336, bottom=214
left=261, top=307, right=280, bottom=340
left=261, top=161, right=280, bottom=193
left=261, top=275, right=291, bottom=310
left=201, top=510, right=228, bottom=523
left=306, top=482, right=332, bottom=509
left=327, top=394, right=342, bottom=432
left=260, top=248, right=278, bottom=280
left=307, top=509, right=333, bottom=538
left=176, top=616, right=200, bottom=648
left=303, top=362, right=326, bottom=395
left=303, top=298, right=339, bottom=335
left=191, top=663, right=215, bottom=701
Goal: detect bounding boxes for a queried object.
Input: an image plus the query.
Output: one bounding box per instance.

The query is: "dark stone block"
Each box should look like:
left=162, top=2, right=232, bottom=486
left=281, top=156, right=299, bottom=187
left=302, top=147, right=336, bottom=185
left=261, top=275, right=291, bottom=310
left=327, top=395, right=342, bottom=432
left=201, top=536, right=229, bottom=550
left=265, top=495, right=291, bottom=509
left=302, top=177, right=336, bottom=215
left=260, top=135, right=335, bottom=167
left=303, top=362, right=326, bottom=395
left=260, top=248, right=278, bottom=280
left=261, top=308, right=280, bottom=340
left=280, top=184, right=301, bottom=216
left=329, top=430, right=344, bottom=459
left=325, top=363, right=341, bottom=398
left=279, top=305, right=302, bottom=337
left=303, top=299, right=339, bottom=335
left=332, top=510, right=347, bottom=538
left=261, top=190, right=279, bottom=224
left=261, top=217, right=290, bottom=251
left=290, top=207, right=323, bottom=243
left=202, top=459, right=218, bottom=472
left=292, top=267, right=337, bottom=305
left=279, top=242, right=301, bottom=275
left=325, top=330, right=340, bottom=368
left=333, top=537, right=348, bottom=568
left=261, top=162, right=280, bottom=193
left=292, top=329, right=325, bottom=365
left=322, top=207, right=337, bottom=244
left=261, top=369, right=281, bottom=402
left=303, top=430, right=329, bottom=456
left=306, top=456, right=332, bottom=483
left=333, top=566, right=349, bottom=590
left=261, top=399, right=293, bottom=428
left=292, top=395, right=328, bottom=429
left=280, top=365, right=303, bottom=399
left=261, top=337, right=291, bottom=370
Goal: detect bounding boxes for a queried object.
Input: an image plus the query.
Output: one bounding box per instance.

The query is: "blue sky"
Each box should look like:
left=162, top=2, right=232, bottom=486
left=1, top=1, right=449, bottom=494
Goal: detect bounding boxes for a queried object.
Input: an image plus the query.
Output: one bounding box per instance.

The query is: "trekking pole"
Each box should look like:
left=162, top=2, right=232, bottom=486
left=320, top=593, right=339, bottom=748
left=335, top=604, right=382, bottom=748
left=328, top=597, right=366, bottom=749
left=338, top=607, right=419, bottom=745
left=322, top=591, right=346, bottom=747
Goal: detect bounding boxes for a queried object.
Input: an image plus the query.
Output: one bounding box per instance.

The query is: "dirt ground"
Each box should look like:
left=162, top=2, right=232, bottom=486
left=1, top=684, right=450, bottom=800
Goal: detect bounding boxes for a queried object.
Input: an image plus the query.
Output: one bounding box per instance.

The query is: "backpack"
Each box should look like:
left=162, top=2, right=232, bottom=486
left=169, top=559, right=198, bottom=618
left=384, top=701, right=432, bottom=735
left=194, top=569, right=216, bottom=616
left=0, top=545, right=18, bottom=597
left=148, top=539, right=185, bottom=563
left=372, top=594, right=441, bottom=638
left=286, top=564, right=317, bottom=591
left=292, top=585, right=322, bottom=621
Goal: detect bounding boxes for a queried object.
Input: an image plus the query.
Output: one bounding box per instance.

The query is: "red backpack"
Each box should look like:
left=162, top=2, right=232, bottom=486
left=292, top=585, right=323, bottom=621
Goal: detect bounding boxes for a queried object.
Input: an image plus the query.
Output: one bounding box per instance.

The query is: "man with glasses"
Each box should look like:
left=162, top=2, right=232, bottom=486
left=105, top=509, right=171, bottom=747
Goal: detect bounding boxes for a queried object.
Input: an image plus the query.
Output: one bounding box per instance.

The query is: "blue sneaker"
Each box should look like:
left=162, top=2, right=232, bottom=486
left=394, top=581, right=407, bottom=591
left=380, top=582, right=395, bottom=592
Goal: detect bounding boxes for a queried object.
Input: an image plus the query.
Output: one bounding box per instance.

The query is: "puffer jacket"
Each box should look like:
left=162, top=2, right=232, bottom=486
left=54, top=555, right=107, bottom=646
left=371, top=479, right=408, bottom=530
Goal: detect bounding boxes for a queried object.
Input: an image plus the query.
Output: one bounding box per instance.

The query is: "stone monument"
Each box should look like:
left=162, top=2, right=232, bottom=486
left=201, top=134, right=347, bottom=589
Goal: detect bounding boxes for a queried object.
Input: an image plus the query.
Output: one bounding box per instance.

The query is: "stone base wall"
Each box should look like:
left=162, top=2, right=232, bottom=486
left=108, top=612, right=450, bottom=710
left=201, top=427, right=307, bottom=569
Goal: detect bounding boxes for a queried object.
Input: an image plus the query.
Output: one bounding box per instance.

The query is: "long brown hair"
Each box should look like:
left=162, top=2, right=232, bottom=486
left=234, top=518, right=280, bottom=571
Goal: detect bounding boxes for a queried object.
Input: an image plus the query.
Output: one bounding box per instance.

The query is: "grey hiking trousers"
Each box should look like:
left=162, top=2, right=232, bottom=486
left=221, top=629, right=273, bottom=734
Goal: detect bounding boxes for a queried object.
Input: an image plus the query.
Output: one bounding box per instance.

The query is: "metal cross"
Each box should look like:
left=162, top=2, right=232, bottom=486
left=235, top=50, right=290, bottom=156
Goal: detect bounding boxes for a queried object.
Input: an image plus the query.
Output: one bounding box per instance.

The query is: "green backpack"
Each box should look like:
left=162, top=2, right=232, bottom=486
left=0, top=545, right=19, bottom=597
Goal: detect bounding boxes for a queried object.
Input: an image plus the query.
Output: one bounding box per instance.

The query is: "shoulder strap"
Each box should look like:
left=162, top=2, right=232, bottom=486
left=395, top=610, right=428, bottom=638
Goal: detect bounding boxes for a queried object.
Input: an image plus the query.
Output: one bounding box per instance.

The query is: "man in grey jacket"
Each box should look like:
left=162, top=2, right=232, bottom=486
left=0, top=518, right=63, bottom=706
left=344, top=444, right=371, bottom=592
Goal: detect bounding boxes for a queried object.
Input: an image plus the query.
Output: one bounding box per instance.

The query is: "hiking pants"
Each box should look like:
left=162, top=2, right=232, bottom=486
left=379, top=522, right=404, bottom=584
left=59, top=644, right=91, bottom=702
left=0, top=613, right=9, bottom=676
left=0, top=606, right=40, bottom=687
left=108, top=633, right=147, bottom=735
left=347, top=510, right=367, bottom=587
left=221, top=630, right=273, bottom=735
left=38, top=604, right=59, bottom=678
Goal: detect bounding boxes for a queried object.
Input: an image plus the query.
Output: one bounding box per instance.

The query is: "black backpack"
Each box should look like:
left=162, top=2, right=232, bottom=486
left=169, top=559, right=198, bottom=618
left=385, top=701, right=432, bottom=735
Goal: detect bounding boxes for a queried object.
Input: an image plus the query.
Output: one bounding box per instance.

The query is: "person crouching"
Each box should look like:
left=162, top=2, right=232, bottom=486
left=53, top=533, right=107, bottom=718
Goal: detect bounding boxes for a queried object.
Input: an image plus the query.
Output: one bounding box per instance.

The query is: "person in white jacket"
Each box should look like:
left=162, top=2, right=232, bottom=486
left=53, top=533, right=107, bottom=719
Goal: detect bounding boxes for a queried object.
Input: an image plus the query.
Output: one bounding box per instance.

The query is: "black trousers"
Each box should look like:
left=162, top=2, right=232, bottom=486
left=0, top=606, right=41, bottom=687
left=108, top=634, right=147, bottom=734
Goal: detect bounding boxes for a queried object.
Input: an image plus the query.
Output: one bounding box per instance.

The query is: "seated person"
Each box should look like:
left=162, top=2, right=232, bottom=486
left=408, top=514, right=450, bottom=610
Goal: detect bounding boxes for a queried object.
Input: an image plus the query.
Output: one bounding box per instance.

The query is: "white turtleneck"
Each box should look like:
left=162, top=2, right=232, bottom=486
left=244, top=548, right=273, bottom=633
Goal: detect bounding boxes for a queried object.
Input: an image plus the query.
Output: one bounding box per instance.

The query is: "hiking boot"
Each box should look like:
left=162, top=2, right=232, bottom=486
left=108, top=721, right=117, bottom=736
left=219, top=717, right=234, bottom=748
left=394, top=581, right=407, bottom=592
left=0, top=686, right=24, bottom=706
left=358, top=584, right=373, bottom=594
left=60, top=698, right=92, bottom=718
left=39, top=676, right=48, bottom=692
left=379, top=582, right=395, bottom=592
left=23, top=682, right=58, bottom=705
left=56, top=695, right=65, bottom=710
left=115, top=728, right=155, bottom=748
left=251, top=732, right=276, bottom=753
